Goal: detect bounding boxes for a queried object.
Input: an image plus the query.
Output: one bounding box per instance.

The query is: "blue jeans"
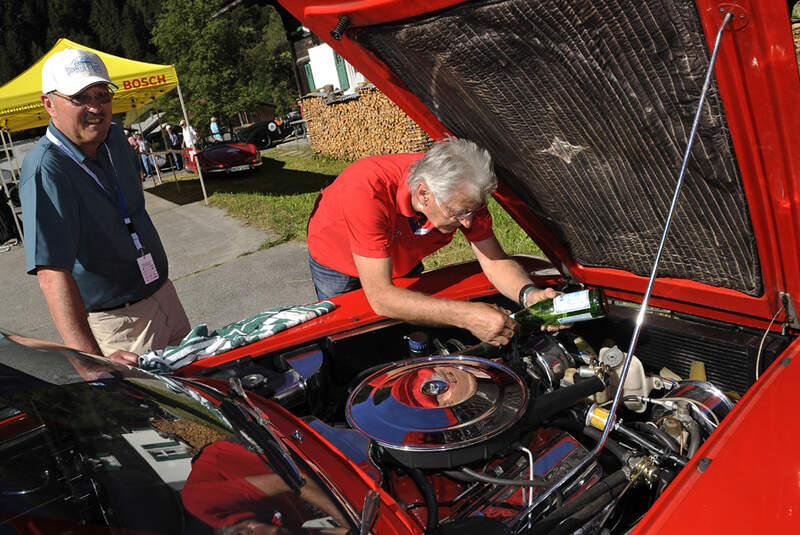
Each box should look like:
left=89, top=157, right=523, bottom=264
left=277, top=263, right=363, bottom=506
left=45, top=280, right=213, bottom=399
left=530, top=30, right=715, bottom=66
left=308, top=254, right=361, bottom=300
left=141, top=153, right=154, bottom=176
left=171, top=152, right=183, bottom=170
left=308, top=254, right=424, bottom=300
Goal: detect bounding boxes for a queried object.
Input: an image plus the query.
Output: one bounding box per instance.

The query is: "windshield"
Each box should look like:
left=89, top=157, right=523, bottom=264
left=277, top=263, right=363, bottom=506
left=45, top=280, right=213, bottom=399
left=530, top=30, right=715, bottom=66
left=0, top=334, right=351, bottom=534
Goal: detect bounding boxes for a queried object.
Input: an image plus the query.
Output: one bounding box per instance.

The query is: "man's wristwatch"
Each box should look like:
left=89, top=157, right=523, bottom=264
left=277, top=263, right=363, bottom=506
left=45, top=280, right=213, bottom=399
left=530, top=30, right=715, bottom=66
left=518, top=283, right=539, bottom=308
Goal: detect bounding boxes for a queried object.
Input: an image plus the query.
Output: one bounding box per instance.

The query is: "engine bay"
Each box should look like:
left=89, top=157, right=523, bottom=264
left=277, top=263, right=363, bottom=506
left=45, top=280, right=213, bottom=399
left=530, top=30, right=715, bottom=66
left=199, top=295, right=791, bottom=533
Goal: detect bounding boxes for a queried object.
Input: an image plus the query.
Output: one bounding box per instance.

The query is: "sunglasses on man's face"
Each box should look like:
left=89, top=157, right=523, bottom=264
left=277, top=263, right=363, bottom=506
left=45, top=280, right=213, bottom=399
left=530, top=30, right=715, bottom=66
left=49, top=89, right=113, bottom=107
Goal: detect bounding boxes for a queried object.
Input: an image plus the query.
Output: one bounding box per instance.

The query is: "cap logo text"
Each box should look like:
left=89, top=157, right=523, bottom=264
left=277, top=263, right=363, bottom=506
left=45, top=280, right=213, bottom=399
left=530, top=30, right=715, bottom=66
left=65, top=57, right=103, bottom=76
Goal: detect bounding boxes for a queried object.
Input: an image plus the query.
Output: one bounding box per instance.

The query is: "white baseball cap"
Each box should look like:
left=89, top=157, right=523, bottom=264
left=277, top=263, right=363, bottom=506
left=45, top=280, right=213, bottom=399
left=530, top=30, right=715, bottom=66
left=41, top=48, right=118, bottom=96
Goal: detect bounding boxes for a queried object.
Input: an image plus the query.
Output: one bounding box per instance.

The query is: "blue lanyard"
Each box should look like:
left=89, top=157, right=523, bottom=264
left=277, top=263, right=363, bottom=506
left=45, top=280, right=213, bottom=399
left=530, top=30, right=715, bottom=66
left=46, top=128, right=144, bottom=252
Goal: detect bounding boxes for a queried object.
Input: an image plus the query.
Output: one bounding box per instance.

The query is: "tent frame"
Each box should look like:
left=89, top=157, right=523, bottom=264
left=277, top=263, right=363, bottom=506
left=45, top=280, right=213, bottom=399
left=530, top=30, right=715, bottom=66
left=0, top=39, right=209, bottom=214
left=0, top=129, right=24, bottom=243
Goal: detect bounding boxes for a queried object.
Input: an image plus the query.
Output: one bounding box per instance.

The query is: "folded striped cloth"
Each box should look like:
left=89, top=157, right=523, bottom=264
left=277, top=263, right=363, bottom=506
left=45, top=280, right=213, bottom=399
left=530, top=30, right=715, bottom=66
left=139, top=301, right=336, bottom=373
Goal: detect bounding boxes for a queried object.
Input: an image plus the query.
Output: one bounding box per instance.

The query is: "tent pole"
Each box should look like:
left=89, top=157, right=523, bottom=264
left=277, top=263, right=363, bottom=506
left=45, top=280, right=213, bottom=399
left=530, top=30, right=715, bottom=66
left=176, top=81, right=208, bottom=206
left=1, top=129, right=15, bottom=177
left=0, top=129, right=24, bottom=243
left=6, top=130, right=21, bottom=175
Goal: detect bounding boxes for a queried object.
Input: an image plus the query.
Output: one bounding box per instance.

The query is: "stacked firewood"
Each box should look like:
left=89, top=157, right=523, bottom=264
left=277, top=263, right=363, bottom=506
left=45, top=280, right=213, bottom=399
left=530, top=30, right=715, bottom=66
left=302, top=85, right=433, bottom=160
left=794, top=23, right=800, bottom=70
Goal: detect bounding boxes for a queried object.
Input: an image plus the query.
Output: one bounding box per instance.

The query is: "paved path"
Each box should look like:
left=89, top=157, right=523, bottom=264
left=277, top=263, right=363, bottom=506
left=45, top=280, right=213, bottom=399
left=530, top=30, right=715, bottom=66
left=0, top=184, right=318, bottom=342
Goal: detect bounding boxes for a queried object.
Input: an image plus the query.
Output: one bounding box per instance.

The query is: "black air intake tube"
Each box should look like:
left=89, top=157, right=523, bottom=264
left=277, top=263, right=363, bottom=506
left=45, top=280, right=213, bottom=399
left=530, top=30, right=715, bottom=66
left=526, top=376, right=606, bottom=428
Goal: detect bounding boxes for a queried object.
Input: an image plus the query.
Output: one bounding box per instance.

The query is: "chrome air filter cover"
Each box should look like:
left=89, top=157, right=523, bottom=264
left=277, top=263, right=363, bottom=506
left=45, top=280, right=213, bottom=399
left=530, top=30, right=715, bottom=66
left=346, top=356, right=528, bottom=469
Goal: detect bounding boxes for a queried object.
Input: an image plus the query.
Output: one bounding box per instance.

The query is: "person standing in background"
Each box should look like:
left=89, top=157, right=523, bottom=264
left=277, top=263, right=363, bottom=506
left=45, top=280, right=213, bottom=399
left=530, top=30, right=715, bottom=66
left=19, top=48, right=190, bottom=365
left=127, top=129, right=144, bottom=179
left=135, top=133, right=153, bottom=178
left=165, top=124, right=183, bottom=170
left=180, top=119, right=197, bottom=149
left=180, top=119, right=198, bottom=170
left=210, top=116, right=222, bottom=141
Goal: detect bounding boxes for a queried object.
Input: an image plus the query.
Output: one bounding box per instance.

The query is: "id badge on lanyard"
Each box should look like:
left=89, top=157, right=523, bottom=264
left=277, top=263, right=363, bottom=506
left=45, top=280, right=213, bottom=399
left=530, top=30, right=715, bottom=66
left=46, top=129, right=160, bottom=285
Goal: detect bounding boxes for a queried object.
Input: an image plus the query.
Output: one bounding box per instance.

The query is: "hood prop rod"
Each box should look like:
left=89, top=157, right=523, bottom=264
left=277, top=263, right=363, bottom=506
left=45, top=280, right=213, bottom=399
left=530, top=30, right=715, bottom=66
left=512, top=12, right=734, bottom=531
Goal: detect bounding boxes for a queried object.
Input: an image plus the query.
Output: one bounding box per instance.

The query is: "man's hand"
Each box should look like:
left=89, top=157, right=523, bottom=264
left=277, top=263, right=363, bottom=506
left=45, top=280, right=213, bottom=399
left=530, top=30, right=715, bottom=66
left=471, top=237, right=566, bottom=331
left=522, top=287, right=570, bottom=332
left=108, top=349, right=140, bottom=366
left=526, top=287, right=557, bottom=305
left=462, top=302, right=519, bottom=346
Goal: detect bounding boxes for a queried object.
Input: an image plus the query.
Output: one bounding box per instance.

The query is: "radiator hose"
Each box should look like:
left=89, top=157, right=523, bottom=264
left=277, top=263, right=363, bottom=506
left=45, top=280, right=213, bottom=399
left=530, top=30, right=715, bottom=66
left=526, top=375, right=606, bottom=428
left=407, top=467, right=438, bottom=533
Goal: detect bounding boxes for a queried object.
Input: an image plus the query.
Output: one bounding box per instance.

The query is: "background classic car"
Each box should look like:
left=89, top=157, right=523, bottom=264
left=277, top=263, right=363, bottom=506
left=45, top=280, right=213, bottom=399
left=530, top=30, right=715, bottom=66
left=183, top=135, right=263, bottom=175
left=236, top=109, right=306, bottom=149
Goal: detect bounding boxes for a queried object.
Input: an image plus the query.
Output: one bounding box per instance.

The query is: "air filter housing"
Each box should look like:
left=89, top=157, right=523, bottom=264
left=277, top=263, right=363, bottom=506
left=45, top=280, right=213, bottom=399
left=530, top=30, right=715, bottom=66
left=346, top=356, right=528, bottom=469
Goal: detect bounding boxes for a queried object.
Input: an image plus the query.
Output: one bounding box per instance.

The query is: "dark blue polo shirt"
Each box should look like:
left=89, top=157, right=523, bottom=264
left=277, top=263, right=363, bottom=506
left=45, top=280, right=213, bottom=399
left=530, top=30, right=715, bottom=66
left=20, top=122, right=168, bottom=311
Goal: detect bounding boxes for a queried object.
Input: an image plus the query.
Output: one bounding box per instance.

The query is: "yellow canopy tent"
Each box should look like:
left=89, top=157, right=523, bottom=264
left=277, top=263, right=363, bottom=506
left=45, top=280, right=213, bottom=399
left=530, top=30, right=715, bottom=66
left=0, top=38, right=207, bottom=204
left=0, top=38, right=179, bottom=132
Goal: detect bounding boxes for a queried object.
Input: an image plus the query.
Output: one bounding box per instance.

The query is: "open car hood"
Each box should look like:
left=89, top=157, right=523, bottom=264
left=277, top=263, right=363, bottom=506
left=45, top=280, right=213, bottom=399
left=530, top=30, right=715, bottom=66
left=280, top=0, right=800, bottom=329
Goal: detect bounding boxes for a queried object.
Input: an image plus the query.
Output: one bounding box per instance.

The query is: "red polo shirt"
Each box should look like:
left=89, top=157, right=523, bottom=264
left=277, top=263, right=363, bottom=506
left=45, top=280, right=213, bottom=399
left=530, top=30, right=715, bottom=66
left=307, top=153, right=493, bottom=278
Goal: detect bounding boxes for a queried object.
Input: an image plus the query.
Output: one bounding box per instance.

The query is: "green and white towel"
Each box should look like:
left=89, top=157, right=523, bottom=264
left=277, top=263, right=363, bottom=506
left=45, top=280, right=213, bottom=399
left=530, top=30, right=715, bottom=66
left=139, top=301, right=336, bottom=373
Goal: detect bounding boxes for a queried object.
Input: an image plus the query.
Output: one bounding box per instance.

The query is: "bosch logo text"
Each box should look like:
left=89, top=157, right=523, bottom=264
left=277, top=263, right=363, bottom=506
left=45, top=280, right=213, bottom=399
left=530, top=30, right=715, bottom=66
left=121, top=75, right=167, bottom=90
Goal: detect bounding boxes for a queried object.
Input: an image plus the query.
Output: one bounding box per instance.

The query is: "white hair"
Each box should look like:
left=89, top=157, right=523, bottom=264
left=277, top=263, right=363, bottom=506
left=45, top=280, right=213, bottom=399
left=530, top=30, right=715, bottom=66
left=407, top=137, right=496, bottom=203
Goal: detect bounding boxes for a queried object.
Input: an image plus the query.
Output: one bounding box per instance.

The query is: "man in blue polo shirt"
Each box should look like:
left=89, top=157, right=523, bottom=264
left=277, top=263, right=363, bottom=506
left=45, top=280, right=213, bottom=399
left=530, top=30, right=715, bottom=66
left=19, top=48, right=190, bottom=365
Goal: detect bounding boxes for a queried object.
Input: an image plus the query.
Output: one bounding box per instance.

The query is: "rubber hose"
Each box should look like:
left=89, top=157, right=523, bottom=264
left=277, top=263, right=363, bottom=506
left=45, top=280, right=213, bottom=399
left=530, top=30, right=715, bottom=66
left=459, top=466, right=551, bottom=487
left=527, top=376, right=606, bottom=428
left=546, top=414, right=585, bottom=436
left=547, top=500, right=610, bottom=535
left=443, top=451, right=532, bottom=483
left=614, top=423, right=688, bottom=466
left=630, top=421, right=681, bottom=453
left=443, top=470, right=473, bottom=482
left=408, top=468, right=438, bottom=533
left=530, top=471, right=627, bottom=532
left=582, top=426, right=630, bottom=463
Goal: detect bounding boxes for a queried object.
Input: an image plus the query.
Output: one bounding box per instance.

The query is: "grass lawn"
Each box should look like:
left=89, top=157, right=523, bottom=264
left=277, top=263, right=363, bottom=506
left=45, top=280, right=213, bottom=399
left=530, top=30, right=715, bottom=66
left=148, top=144, right=543, bottom=268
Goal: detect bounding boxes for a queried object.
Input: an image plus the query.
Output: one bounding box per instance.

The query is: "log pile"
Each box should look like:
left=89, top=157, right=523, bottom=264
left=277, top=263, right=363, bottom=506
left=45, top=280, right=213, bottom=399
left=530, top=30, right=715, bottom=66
left=794, top=23, right=800, bottom=72
left=302, top=85, right=433, bottom=160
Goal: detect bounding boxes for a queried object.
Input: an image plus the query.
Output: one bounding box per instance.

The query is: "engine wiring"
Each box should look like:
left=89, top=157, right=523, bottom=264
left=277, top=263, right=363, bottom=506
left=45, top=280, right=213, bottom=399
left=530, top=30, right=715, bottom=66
left=596, top=474, right=637, bottom=531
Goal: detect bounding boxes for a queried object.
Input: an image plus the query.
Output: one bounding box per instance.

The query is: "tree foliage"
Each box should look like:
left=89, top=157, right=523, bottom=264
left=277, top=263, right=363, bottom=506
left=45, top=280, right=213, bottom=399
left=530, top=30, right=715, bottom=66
left=153, top=0, right=296, bottom=133
left=0, top=0, right=297, bottom=136
left=0, top=0, right=161, bottom=84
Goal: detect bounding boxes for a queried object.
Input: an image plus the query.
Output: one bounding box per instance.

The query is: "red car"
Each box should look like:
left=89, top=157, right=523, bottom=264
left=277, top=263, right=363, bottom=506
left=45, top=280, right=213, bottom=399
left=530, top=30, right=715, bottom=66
left=192, top=0, right=796, bottom=532
left=2, top=1, right=800, bottom=534
left=183, top=134, right=262, bottom=175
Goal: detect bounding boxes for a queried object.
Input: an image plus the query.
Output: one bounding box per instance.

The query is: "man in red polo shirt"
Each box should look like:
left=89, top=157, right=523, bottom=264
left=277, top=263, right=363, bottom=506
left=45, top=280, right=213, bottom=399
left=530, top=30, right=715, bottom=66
left=307, top=137, right=556, bottom=347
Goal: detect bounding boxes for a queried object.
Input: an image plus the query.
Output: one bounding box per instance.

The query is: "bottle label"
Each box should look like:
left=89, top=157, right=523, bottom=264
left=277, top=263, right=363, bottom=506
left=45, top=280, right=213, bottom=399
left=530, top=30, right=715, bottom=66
left=553, top=290, right=590, bottom=314
left=558, top=313, right=593, bottom=324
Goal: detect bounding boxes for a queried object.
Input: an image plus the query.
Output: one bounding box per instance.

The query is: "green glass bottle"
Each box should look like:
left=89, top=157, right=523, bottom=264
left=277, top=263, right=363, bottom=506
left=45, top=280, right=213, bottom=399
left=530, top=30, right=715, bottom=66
left=511, top=288, right=608, bottom=328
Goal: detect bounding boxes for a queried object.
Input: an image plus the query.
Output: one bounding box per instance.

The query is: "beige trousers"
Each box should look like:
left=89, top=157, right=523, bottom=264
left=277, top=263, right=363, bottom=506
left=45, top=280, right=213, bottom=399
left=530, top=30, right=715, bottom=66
left=87, top=280, right=191, bottom=356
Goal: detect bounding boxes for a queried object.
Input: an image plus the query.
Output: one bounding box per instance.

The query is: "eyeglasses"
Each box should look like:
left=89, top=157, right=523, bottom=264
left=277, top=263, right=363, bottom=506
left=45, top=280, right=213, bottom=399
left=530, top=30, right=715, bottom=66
left=436, top=198, right=486, bottom=222
left=49, top=89, right=113, bottom=107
